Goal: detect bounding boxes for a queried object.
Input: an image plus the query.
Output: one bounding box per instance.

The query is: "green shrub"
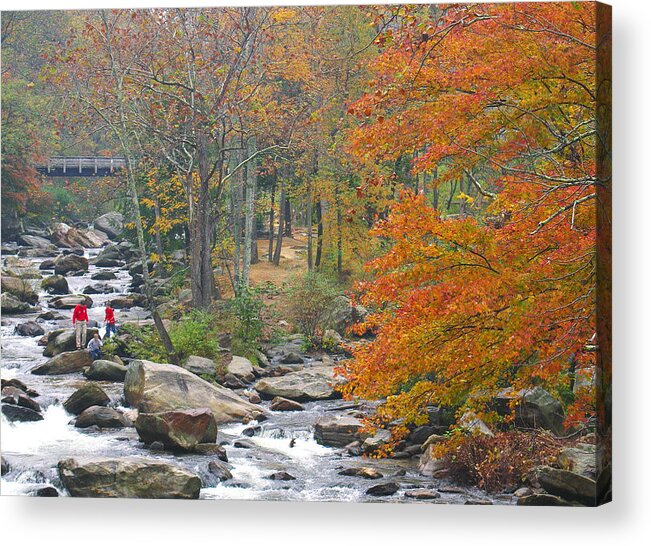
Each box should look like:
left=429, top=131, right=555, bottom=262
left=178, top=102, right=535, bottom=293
left=285, top=271, right=341, bottom=348
left=116, top=311, right=221, bottom=364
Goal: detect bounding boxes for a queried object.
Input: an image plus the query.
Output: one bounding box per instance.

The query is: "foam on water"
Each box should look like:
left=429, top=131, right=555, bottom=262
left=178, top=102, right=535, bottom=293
left=1, top=404, right=119, bottom=457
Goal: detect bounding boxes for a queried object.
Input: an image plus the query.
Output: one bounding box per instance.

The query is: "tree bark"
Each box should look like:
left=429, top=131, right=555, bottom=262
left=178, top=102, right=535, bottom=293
left=315, top=196, right=323, bottom=269
left=242, top=135, right=257, bottom=287
left=272, top=185, right=285, bottom=266
left=283, top=196, right=292, bottom=237
left=268, top=178, right=276, bottom=262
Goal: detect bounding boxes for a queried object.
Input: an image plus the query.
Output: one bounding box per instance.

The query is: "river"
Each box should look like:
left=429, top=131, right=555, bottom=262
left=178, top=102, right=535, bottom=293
left=1, top=246, right=507, bottom=504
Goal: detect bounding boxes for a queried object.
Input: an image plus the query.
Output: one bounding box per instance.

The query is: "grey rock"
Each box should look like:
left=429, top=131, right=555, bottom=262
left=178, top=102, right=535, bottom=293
left=32, top=350, right=94, bottom=375
left=314, top=414, right=364, bottom=447
left=2, top=403, right=44, bottom=422
left=14, top=321, right=45, bottom=337
left=41, top=274, right=70, bottom=295
left=63, top=383, right=110, bottom=415
left=83, top=360, right=128, bottom=381
left=124, top=360, right=264, bottom=424
left=366, top=482, right=399, bottom=497
left=58, top=457, right=201, bottom=499
left=75, top=406, right=131, bottom=428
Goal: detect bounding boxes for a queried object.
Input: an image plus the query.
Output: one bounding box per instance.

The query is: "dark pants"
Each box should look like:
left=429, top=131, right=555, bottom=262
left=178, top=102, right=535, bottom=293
left=89, top=349, right=102, bottom=360
left=105, top=323, right=117, bottom=338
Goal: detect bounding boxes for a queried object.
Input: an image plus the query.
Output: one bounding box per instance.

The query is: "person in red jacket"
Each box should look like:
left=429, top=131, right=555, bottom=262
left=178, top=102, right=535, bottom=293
left=104, top=305, right=117, bottom=338
left=72, top=302, right=89, bottom=349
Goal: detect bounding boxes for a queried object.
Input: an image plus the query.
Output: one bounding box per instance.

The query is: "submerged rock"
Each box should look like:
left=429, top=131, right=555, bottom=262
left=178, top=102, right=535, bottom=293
left=124, top=360, right=264, bottom=424
left=58, top=457, right=202, bottom=499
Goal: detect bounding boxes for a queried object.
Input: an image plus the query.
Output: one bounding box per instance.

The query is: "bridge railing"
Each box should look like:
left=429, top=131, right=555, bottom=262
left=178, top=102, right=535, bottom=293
left=44, top=156, right=129, bottom=175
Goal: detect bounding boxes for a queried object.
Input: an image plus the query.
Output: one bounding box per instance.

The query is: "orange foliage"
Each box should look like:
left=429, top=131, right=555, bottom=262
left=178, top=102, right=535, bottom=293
left=339, top=3, right=603, bottom=432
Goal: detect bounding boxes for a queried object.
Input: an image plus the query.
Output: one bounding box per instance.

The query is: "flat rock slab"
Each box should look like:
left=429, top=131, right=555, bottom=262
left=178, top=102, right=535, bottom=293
left=254, top=366, right=343, bottom=401
left=58, top=457, right=201, bottom=499
left=32, top=350, right=93, bottom=375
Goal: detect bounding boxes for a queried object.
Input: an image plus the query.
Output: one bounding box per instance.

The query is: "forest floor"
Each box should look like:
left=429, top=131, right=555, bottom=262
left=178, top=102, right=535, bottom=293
left=215, top=229, right=309, bottom=331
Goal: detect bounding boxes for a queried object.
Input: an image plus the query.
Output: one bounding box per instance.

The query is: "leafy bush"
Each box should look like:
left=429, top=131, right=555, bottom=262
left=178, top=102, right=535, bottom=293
left=285, top=271, right=341, bottom=348
left=440, top=430, right=561, bottom=493
left=170, top=310, right=221, bottom=362
left=115, top=311, right=221, bottom=364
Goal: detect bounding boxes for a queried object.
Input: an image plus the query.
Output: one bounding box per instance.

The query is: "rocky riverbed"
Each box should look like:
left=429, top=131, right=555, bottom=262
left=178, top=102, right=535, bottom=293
left=0, top=221, right=529, bottom=503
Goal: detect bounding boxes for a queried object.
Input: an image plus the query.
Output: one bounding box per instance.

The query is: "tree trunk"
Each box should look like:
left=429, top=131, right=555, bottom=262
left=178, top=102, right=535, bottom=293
left=99, top=10, right=177, bottom=364
left=242, top=135, right=257, bottom=287
left=315, top=196, right=323, bottom=269
left=190, top=131, right=217, bottom=310
left=272, top=186, right=285, bottom=266
left=230, top=146, right=244, bottom=287
left=268, top=178, right=276, bottom=262
left=283, top=196, right=292, bottom=237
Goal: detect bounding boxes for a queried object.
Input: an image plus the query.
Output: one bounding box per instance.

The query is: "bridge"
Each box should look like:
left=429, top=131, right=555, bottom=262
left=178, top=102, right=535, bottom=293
left=37, top=156, right=131, bottom=177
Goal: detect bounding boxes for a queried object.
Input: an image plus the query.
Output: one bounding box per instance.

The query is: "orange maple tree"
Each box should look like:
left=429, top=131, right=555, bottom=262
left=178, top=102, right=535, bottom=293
left=339, top=2, right=608, bottom=433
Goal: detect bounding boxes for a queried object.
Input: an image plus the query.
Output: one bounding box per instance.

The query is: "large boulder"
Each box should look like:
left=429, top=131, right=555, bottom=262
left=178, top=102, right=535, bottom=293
left=528, top=465, right=597, bottom=506
left=313, top=414, right=365, bottom=447
left=49, top=294, right=93, bottom=309
left=418, top=444, right=448, bottom=476
left=1, top=276, right=39, bottom=304
left=17, top=234, right=57, bottom=251
left=75, top=406, right=132, bottom=429
left=63, top=383, right=110, bottom=414
left=51, top=223, right=107, bottom=249
left=227, top=356, right=255, bottom=383
left=58, top=457, right=201, bottom=499
left=324, top=295, right=368, bottom=335
left=135, top=409, right=218, bottom=451
left=14, top=321, right=45, bottom=337
left=84, top=360, right=128, bottom=381
left=494, top=387, right=565, bottom=435
left=93, top=212, right=124, bottom=240
left=54, top=254, right=89, bottom=276
left=43, top=328, right=99, bottom=357
left=41, top=275, right=70, bottom=295
left=124, top=360, right=264, bottom=424
left=32, top=350, right=93, bottom=375
left=557, top=443, right=598, bottom=479
left=0, top=292, right=33, bottom=314
left=254, top=365, right=342, bottom=402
